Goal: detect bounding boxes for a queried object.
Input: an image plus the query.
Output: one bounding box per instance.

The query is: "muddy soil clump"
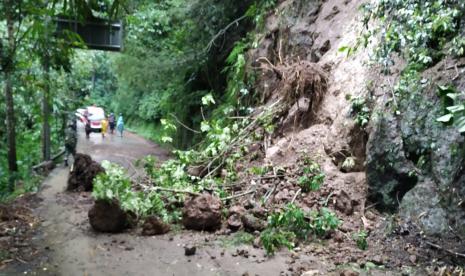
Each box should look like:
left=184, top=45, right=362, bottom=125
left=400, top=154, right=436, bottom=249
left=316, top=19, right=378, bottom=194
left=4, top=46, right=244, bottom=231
left=67, top=153, right=104, bottom=191
left=88, top=200, right=130, bottom=233
left=141, top=216, right=170, bottom=235
left=182, top=193, right=222, bottom=231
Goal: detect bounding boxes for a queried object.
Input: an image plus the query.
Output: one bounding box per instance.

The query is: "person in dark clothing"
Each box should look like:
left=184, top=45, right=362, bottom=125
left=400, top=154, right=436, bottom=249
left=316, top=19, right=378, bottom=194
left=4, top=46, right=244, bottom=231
left=84, top=115, right=91, bottom=138
left=108, top=113, right=116, bottom=134
left=64, top=114, right=77, bottom=166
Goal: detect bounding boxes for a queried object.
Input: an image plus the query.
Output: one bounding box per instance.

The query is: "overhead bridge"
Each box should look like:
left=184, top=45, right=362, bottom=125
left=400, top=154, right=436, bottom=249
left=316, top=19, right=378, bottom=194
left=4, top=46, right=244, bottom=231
left=55, top=18, right=123, bottom=52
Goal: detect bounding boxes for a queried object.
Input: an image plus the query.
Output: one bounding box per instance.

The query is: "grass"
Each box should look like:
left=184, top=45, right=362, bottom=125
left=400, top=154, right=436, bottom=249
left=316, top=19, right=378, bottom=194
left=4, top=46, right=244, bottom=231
left=126, top=121, right=166, bottom=145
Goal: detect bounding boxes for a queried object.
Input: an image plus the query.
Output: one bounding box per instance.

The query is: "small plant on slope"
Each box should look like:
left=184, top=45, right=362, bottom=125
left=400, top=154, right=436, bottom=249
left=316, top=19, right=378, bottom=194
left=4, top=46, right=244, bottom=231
left=260, top=204, right=340, bottom=255
left=298, top=161, right=325, bottom=192
left=353, top=230, right=368, bottom=250
left=348, top=95, right=370, bottom=127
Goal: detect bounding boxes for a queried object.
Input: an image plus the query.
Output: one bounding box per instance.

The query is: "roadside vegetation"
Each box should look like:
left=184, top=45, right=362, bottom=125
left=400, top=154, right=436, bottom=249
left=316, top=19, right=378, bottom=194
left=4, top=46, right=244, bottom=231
left=2, top=0, right=465, bottom=272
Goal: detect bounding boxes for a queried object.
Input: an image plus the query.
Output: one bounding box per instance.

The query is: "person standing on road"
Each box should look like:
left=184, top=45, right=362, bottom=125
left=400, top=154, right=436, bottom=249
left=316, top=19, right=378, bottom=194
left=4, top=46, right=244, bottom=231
left=64, top=113, right=77, bottom=166
left=101, top=117, right=108, bottom=138
left=108, top=113, right=115, bottom=134
left=117, top=113, right=124, bottom=137
left=84, top=114, right=91, bottom=139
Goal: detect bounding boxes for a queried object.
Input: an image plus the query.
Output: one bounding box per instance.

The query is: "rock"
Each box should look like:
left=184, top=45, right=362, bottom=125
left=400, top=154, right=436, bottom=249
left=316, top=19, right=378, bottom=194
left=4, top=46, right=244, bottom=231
left=88, top=200, right=129, bottom=233
left=141, top=216, right=170, bottom=236
left=274, top=189, right=290, bottom=203
left=187, top=165, right=206, bottom=177
left=227, top=213, right=243, bottom=231
left=229, top=205, right=246, bottom=216
left=409, top=254, right=417, bottom=264
left=368, top=90, right=465, bottom=237
left=251, top=206, right=267, bottom=218
left=253, top=237, right=261, bottom=248
left=184, top=245, right=196, bottom=256
left=370, top=255, right=383, bottom=265
left=335, top=191, right=354, bottom=215
left=182, top=193, right=222, bottom=231
left=243, top=199, right=256, bottom=210
left=242, top=214, right=266, bottom=232
left=332, top=231, right=344, bottom=243
left=281, top=97, right=311, bottom=132
left=67, top=153, right=105, bottom=191
left=265, top=145, right=282, bottom=160
left=302, top=270, right=320, bottom=276
left=366, top=113, right=418, bottom=211
left=339, top=269, right=359, bottom=276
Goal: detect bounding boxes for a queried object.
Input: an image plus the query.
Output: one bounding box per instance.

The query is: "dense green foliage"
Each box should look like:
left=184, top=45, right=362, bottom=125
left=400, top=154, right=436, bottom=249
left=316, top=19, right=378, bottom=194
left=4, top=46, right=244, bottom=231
left=103, top=0, right=275, bottom=148
left=362, top=0, right=465, bottom=132
left=93, top=161, right=168, bottom=219
left=0, top=0, right=275, bottom=196
left=0, top=0, right=126, bottom=196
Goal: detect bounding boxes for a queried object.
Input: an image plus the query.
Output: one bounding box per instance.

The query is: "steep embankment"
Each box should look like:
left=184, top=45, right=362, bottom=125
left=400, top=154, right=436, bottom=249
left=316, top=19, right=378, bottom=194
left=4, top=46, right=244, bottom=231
left=228, top=0, right=465, bottom=270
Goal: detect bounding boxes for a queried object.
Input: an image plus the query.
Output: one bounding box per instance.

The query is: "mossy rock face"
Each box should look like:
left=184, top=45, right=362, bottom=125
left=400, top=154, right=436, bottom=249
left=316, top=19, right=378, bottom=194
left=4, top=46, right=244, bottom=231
left=366, top=112, right=418, bottom=211
left=367, top=88, right=465, bottom=236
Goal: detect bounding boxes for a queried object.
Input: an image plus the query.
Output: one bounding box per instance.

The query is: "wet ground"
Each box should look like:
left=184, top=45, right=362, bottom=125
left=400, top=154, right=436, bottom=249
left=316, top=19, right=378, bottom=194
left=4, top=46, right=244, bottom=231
left=3, top=125, right=301, bottom=276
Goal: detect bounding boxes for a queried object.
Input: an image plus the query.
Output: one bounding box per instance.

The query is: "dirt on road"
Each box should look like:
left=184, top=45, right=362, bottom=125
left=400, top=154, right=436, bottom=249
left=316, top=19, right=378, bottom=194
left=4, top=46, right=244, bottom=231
left=1, top=126, right=307, bottom=276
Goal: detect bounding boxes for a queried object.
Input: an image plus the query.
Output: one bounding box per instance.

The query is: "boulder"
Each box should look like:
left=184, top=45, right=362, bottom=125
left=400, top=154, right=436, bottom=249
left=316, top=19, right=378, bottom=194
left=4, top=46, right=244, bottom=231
left=228, top=205, right=246, bottom=216
left=182, top=193, right=222, bottom=231
left=227, top=213, right=243, bottom=231
left=242, top=214, right=266, bottom=232
left=88, top=200, right=129, bottom=233
left=141, top=216, right=170, bottom=236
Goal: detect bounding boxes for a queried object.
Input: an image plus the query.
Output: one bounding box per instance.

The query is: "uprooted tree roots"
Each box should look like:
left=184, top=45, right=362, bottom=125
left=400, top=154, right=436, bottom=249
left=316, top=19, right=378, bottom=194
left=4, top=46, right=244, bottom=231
left=255, top=58, right=328, bottom=133
left=188, top=59, right=329, bottom=180
left=67, top=153, right=105, bottom=192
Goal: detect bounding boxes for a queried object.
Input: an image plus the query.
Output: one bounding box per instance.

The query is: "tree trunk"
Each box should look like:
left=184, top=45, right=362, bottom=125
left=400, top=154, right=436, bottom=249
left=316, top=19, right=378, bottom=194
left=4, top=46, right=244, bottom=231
left=4, top=3, right=18, bottom=191
left=5, top=73, right=17, bottom=174
left=42, top=57, right=51, bottom=161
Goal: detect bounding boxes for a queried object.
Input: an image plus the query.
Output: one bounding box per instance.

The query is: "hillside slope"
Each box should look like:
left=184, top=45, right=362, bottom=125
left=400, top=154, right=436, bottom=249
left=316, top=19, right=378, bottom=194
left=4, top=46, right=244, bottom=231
left=224, top=0, right=465, bottom=271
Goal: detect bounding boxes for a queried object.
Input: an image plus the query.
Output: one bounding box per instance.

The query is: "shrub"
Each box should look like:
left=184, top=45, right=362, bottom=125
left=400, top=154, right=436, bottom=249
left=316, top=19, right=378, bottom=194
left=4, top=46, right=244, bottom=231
left=298, top=161, right=325, bottom=192
left=260, top=204, right=340, bottom=255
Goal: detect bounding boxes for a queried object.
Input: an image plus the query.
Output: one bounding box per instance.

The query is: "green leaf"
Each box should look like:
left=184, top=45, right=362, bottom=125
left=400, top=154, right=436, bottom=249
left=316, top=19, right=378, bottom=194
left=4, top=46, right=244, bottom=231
left=454, top=116, right=465, bottom=133
left=201, top=94, right=215, bottom=106
left=446, top=93, right=458, bottom=101
left=161, top=136, right=173, bottom=143
left=436, top=114, right=453, bottom=122
left=200, top=121, right=211, bottom=132
left=446, top=104, right=465, bottom=113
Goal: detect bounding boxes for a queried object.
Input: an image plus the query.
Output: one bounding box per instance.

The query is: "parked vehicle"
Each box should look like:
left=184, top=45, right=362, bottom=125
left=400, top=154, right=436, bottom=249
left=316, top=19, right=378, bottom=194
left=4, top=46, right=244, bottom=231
left=75, top=108, right=86, bottom=122
left=86, top=106, right=105, bottom=132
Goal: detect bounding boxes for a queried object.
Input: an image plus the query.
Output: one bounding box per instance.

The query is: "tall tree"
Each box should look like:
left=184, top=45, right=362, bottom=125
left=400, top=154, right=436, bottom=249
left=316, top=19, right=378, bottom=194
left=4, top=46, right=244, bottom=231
left=1, top=0, right=24, bottom=191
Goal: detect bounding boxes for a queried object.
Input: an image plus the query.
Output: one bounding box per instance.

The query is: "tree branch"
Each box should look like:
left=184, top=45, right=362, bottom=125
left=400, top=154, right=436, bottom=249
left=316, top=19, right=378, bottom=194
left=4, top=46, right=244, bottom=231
left=168, top=113, right=201, bottom=134
left=204, top=14, right=248, bottom=53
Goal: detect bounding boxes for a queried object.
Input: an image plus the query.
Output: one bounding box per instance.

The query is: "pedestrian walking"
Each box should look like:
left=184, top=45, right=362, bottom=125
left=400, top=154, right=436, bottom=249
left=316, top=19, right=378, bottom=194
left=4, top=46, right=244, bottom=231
left=117, top=113, right=124, bottom=137
left=84, top=114, right=91, bottom=139
left=108, top=113, right=116, bottom=134
left=101, top=117, right=108, bottom=138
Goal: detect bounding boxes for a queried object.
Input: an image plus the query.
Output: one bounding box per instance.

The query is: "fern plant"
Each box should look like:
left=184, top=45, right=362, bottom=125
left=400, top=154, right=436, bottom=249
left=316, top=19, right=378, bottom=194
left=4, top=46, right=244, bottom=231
left=436, top=85, right=465, bottom=132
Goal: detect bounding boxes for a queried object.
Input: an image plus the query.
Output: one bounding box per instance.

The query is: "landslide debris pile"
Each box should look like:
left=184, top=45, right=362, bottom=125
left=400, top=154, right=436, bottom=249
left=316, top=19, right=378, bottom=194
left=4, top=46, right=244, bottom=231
left=82, top=0, right=465, bottom=272
left=0, top=195, right=41, bottom=267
